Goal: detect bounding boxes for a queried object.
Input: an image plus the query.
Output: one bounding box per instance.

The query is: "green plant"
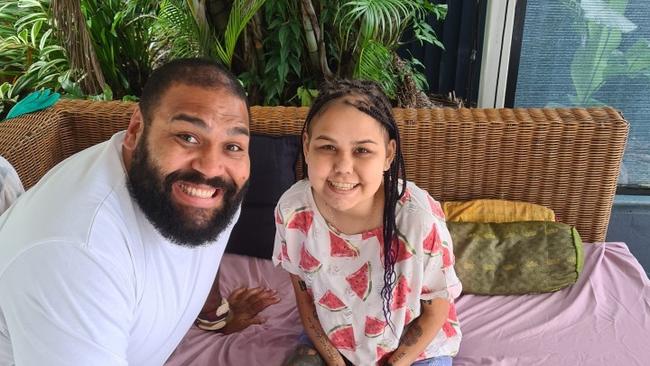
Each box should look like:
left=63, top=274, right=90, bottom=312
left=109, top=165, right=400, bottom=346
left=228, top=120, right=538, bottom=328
left=0, top=0, right=70, bottom=117
left=155, top=0, right=266, bottom=67
left=79, top=0, right=158, bottom=98
left=566, top=0, right=650, bottom=106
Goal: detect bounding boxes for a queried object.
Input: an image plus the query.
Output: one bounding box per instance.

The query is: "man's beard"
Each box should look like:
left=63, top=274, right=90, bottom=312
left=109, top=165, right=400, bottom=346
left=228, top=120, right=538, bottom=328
left=126, top=136, right=248, bottom=247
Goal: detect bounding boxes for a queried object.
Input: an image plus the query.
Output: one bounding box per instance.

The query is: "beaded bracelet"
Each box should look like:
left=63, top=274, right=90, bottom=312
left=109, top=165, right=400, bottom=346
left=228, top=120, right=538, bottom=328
left=195, top=298, right=230, bottom=331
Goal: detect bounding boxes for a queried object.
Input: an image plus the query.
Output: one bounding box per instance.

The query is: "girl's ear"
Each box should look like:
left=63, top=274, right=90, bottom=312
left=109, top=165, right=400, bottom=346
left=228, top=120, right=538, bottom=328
left=385, top=139, right=396, bottom=171
left=302, top=132, right=311, bottom=164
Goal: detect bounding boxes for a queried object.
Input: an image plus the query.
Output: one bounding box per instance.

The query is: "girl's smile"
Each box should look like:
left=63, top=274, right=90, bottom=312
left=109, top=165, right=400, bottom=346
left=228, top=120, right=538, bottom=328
left=303, top=98, right=395, bottom=232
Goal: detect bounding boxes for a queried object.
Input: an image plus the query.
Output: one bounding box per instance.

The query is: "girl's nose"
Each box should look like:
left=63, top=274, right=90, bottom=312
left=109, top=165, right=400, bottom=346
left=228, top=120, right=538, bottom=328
left=333, top=153, right=353, bottom=174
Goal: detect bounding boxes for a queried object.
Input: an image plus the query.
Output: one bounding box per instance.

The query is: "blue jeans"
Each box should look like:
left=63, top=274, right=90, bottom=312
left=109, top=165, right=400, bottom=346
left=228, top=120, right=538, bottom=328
left=297, top=332, right=453, bottom=366
left=412, top=356, right=452, bottom=366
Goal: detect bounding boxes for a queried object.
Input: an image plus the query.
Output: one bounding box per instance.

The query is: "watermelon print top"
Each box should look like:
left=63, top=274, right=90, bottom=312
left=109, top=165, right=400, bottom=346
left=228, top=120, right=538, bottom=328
left=272, top=179, right=462, bottom=365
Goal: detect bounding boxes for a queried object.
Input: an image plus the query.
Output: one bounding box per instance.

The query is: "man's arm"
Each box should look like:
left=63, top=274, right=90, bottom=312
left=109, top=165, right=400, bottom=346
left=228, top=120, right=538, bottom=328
left=0, top=243, right=132, bottom=366
left=198, top=269, right=280, bottom=334
left=385, top=298, right=450, bottom=366
left=289, top=274, right=346, bottom=366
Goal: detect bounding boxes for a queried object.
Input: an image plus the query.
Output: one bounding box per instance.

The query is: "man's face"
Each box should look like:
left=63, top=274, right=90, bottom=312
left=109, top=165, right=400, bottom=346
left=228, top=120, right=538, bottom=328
left=124, top=84, right=250, bottom=247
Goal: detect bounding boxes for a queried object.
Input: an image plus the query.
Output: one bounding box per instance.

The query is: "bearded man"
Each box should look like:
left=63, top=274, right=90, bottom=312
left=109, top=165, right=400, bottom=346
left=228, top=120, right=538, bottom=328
left=0, top=58, right=277, bottom=366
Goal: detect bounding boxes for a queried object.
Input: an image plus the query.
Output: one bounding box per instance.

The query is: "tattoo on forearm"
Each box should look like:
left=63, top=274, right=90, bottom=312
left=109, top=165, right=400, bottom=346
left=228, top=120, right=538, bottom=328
left=305, top=307, right=339, bottom=360
left=299, top=280, right=308, bottom=291
left=389, top=351, right=407, bottom=363
left=400, top=323, right=423, bottom=346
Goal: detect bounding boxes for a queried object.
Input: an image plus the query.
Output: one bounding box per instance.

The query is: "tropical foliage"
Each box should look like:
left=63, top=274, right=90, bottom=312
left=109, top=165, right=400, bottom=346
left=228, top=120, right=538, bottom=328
left=1, top=0, right=448, bottom=118
left=0, top=0, right=69, bottom=116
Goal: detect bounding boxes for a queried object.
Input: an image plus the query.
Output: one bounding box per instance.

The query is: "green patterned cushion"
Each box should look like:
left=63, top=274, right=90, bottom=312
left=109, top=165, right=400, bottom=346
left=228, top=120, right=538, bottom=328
left=448, top=221, right=584, bottom=295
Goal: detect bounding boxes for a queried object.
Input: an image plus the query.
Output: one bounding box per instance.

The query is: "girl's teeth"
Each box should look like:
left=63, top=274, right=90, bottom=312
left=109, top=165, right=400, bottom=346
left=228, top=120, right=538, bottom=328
left=330, top=181, right=356, bottom=190
left=180, top=183, right=216, bottom=198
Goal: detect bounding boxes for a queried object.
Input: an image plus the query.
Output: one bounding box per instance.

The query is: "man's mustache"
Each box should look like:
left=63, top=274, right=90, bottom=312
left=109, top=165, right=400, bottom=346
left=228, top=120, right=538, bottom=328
left=164, top=170, right=238, bottom=193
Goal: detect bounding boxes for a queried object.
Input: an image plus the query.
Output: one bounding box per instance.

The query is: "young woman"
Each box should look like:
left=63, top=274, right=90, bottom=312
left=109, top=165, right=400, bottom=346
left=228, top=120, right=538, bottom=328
left=273, top=79, right=461, bottom=366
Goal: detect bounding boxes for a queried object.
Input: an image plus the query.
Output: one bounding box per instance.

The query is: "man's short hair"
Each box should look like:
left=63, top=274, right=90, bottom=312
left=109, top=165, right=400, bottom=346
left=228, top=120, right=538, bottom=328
left=139, top=58, right=248, bottom=124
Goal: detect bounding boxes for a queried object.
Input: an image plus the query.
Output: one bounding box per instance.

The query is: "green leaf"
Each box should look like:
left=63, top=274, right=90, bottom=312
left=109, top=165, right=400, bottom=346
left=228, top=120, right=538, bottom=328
left=624, top=38, right=650, bottom=75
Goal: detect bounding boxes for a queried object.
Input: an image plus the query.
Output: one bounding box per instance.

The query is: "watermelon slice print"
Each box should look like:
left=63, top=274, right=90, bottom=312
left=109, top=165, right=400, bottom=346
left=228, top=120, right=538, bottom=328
left=318, top=290, right=347, bottom=312
left=328, top=324, right=356, bottom=351
left=361, top=227, right=382, bottom=241
left=448, top=303, right=458, bottom=322
left=391, top=274, right=411, bottom=310
left=299, top=245, right=321, bottom=273
left=346, top=262, right=372, bottom=300
left=329, top=232, right=359, bottom=258
left=423, top=225, right=442, bottom=256
left=372, top=230, right=414, bottom=264
left=281, top=241, right=290, bottom=262
left=443, top=303, right=460, bottom=337
left=442, top=321, right=457, bottom=337
left=441, top=243, right=454, bottom=268
left=376, top=343, right=393, bottom=364
left=364, top=316, right=387, bottom=338
left=398, top=188, right=412, bottom=205
left=427, top=195, right=445, bottom=219
left=275, top=209, right=283, bottom=225
left=394, top=232, right=415, bottom=263
left=421, top=286, right=433, bottom=296
left=287, top=207, right=314, bottom=235
left=404, top=307, right=414, bottom=325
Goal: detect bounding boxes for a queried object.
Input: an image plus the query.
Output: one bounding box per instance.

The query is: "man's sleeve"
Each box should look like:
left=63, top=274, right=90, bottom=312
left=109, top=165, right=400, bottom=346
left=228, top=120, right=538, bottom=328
left=0, top=242, right=133, bottom=366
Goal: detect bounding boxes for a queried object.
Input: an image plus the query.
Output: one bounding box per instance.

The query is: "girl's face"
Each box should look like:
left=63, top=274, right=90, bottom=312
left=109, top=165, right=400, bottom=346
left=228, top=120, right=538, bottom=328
left=303, top=99, right=395, bottom=218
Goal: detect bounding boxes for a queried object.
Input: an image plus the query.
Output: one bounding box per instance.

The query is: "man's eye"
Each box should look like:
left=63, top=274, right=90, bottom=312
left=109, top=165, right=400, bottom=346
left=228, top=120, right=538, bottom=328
left=178, top=134, right=198, bottom=144
left=320, top=145, right=336, bottom=151
left=226, top=144, right=243, bottom=152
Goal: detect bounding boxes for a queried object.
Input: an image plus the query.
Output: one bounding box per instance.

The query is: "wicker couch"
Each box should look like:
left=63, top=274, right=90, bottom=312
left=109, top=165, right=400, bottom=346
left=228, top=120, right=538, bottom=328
left=0, top=99, right=628, bottom=242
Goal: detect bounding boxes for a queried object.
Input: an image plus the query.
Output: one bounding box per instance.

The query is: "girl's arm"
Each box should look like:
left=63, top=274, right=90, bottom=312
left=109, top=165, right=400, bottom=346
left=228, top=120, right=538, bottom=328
left=385, top=298, right=450, bottom=366
left=289, top=274, right=347, bottom=366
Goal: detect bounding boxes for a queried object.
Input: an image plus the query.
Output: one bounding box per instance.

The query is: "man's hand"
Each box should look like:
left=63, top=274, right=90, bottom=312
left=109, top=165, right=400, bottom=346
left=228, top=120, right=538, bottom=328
left=221, top=287, right=280, bottom=334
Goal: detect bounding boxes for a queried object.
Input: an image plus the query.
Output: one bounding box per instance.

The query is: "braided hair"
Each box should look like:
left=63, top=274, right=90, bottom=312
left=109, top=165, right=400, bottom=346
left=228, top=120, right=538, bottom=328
left=301, top=79, right=407, bottom=327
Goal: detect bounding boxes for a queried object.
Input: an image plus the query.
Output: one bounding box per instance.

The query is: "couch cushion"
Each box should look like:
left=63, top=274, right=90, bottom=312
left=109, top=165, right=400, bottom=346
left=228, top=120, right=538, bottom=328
left=226, top=134, right=300, bottom=259
left=443, top=199, right=555, bottom=223
left=449, top=221, right=584, bottom=295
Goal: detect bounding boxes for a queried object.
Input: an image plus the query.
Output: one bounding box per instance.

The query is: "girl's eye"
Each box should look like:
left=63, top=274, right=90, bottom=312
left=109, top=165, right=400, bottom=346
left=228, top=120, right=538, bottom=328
left=178, top=134, right=198, bottom=144
left=355, top=147, right=370, bottom=154
left=319, top=145, right=336, bottom=151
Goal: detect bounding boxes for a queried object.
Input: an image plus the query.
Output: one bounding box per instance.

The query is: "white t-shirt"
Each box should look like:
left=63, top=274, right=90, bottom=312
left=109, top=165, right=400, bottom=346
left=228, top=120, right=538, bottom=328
left=272, top=179, right=462, bottom=365
left=0, top=132, right=237, bottom=366
left=0, top=156, right=24, bottom=215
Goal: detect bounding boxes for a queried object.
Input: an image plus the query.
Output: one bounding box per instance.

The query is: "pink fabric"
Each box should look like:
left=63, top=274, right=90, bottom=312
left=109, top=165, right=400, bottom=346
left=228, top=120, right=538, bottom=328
left=166, top=242, right=650, bottom=365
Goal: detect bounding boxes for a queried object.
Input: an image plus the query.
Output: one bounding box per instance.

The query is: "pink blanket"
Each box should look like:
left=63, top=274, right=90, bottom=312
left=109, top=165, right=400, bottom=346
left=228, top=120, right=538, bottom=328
left=166, top=242, right=650, bottom=365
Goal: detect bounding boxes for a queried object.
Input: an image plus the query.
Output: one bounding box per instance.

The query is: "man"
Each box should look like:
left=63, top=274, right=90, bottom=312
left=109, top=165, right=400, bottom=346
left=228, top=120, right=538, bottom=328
left=0, top=156, right=24, bottom=214
left=0, top=58, right=277, bottom=365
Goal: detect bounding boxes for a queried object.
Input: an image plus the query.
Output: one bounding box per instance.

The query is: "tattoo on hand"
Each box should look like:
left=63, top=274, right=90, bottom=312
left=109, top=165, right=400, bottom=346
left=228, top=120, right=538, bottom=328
left=400, top=323, right=423, bottom=346
left=299, top=280, right=308, bottom=291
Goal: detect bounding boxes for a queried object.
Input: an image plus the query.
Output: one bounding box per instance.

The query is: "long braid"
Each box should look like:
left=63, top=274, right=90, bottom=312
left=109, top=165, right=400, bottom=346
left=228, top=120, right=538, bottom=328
left=301, top=79, right=407, bottom=328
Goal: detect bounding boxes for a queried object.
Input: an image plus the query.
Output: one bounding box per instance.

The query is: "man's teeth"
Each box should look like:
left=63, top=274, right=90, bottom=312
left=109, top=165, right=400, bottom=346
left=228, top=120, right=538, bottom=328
left=329, top=181, right=357, bottom=190
left=180, top=183, right=216, bottom=198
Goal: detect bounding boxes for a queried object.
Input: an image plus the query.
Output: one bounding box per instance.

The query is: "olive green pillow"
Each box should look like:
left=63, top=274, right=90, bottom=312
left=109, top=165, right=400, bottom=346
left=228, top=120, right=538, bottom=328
left=448, top=221, right=584, bottom=295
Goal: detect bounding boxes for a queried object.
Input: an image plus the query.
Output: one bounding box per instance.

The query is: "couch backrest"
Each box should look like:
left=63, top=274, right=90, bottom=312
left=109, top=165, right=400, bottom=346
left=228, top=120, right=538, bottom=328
left=0, top=99, right=629, bottom=242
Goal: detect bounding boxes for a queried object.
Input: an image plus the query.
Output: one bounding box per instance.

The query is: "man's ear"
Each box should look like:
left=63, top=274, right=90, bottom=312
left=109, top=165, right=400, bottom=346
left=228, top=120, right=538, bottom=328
left=385, top=139, right=396, bottom=171
left=123, top=106, right=145, bottom=152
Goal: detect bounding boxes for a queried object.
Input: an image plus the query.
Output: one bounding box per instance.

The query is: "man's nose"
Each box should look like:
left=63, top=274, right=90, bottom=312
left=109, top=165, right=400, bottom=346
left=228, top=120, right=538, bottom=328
left=191, top=146, right=226, bottom=178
